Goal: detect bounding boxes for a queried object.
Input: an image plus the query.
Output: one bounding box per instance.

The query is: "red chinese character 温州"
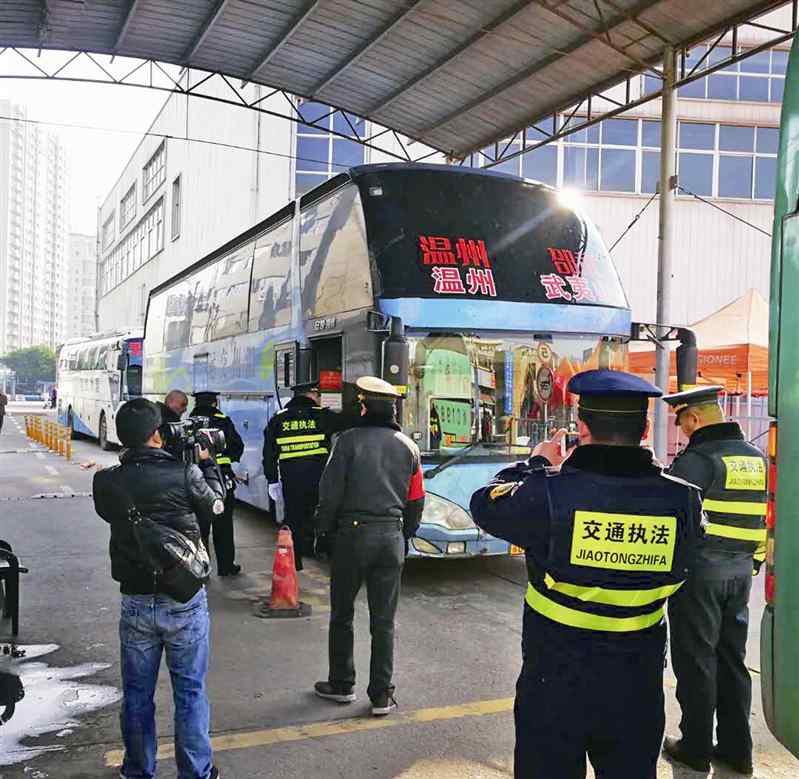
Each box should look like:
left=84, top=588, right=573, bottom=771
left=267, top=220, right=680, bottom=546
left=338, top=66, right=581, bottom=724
left=465, top=268, right=497, bottom=297
left=539, top=273, right=572, bottom=301
left=456, top=238, right=491, bottom=268
left=547, top=247, right=578, bottom=276
left=419, top=235, right=456, bottom=265
left=431, top=266, right=467, bottom=294
left=566, top=275, right=595, bottom=302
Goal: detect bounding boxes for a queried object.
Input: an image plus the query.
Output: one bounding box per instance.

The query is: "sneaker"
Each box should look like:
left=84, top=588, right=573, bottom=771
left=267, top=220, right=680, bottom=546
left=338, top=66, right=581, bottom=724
left=314, top=681, right=356, bottom=703
left=371, top=692, right=398, bottom=717
left=713, top=746, right=753, bottom=775
left=218, top=564, right=242, bottom=577
left=662, top=737, right=710, bottom=773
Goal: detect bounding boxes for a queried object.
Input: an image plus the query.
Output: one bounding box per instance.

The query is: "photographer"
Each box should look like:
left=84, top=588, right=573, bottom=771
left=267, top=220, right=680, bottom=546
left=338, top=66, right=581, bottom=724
left=190, top=391, right=244, bottom=577
left=92, top=397, right=223, bottom=779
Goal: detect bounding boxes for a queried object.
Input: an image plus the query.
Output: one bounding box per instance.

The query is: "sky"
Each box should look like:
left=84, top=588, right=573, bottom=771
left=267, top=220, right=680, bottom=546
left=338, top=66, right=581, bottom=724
left=0, top=51, right=171, bottom=235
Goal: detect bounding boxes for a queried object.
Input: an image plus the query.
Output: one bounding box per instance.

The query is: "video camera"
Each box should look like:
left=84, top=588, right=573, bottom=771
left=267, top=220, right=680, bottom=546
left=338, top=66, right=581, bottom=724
left=162, top=416, right=226, bottom=465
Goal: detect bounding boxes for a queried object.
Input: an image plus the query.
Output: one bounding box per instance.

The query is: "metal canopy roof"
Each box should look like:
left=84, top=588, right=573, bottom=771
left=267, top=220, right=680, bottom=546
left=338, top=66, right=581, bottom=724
left=0, top=0, right=791, bottom=157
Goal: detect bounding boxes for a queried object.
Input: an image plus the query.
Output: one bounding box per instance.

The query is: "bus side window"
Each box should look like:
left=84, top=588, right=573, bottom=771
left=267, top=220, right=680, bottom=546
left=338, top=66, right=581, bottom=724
left=300, top=184, right=372, bottom=320
left=250, top=219, right=293, bottom=333
left=209, top=244, right=254, bottom=341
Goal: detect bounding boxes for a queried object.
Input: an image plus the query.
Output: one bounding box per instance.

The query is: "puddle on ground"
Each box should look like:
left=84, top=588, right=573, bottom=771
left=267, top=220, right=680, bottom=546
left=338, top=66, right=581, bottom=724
left=0, top=644, right=120, bottom=766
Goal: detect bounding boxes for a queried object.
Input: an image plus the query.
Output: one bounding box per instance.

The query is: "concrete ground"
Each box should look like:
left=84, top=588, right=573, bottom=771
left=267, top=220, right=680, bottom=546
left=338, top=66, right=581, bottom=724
left=0, top=402, right=796, bottom=779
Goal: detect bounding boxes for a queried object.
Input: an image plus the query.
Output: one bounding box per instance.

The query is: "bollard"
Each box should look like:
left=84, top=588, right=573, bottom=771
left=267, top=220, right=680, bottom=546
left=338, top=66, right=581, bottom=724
left=58, top=424, right=65, bottom=457
left=47, top=421, right=53, bottom=451
left=66, top=428, right=72, bottom=462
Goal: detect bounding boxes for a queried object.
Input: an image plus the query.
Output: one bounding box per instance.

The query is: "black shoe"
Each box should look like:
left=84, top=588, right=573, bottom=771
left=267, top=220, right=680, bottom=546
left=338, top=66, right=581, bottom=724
left=662, top=737, right=710, bottom=773
left=209, top=768, right=221, bottom=779
left=713, top=746, right=753, bottom=775
left=218, top=564, right=242, bottom=577
left=371, top=691, right=398, bottom=717
left=314, top=681, right=356, bottom=703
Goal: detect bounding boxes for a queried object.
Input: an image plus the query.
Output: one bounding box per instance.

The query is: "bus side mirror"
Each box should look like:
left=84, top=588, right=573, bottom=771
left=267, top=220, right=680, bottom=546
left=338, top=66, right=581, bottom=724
left=382, top=317, right=408, bottom=389
left=676, top=328, right=697, bottom=390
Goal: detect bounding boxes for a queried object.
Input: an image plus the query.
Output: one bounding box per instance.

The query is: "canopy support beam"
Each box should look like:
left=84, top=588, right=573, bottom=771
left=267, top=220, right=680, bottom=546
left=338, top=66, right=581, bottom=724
left=654, top=45, right=677, bottom=462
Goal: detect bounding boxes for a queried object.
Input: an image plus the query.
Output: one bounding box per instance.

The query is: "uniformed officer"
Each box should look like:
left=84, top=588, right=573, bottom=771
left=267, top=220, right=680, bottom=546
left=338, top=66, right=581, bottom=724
left=661, top=386, right=767, bottom=775
left=471, top=369, right=704, bottom=779
left=190, top=391, right=245, bottom=576
left=262, top=381, right=346, bottom=570
left=313, top=377, right=425, bottom=717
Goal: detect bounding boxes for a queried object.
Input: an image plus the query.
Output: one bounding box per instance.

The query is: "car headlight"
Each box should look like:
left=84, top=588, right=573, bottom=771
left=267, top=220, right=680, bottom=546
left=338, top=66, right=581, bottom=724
left=421, top=493, right=475, bottom=530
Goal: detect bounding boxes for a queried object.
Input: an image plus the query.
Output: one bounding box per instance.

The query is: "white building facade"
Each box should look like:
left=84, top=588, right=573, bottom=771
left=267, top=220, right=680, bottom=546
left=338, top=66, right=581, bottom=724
left=64, top=232, right=97, bottom=340
left=0, top=100, right=69, bottom=354
left=97, top=15, right=786, bottom=334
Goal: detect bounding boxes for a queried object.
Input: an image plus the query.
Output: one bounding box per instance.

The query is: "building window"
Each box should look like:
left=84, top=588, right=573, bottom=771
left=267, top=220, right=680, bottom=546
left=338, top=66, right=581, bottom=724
left=643, top=43, right=787, bottom=103
left=171, top=175, right=181, bottom=240
left=120, top=183, right=136, bottom=230
left=294, top=100, right=366, bottom=196
left=102, top=212, right=115, bottom=250
left=142, top=141, right=166, bottom=202
left=677, top=122, right=779, bottom=200
left=100, top=198, right=165, bottom=295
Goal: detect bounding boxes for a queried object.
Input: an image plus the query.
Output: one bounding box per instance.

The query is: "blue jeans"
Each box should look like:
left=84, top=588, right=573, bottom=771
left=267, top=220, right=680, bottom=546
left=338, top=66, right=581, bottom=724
left=119, top=588, right=213, bottom=779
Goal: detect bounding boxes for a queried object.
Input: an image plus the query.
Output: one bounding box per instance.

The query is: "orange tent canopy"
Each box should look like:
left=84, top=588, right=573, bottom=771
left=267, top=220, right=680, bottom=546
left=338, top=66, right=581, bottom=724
left=628, top=290, right=769, bottom=395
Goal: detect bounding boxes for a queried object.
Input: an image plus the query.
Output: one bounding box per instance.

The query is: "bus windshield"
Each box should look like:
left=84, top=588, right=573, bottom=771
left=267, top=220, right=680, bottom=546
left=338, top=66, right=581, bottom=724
left=405, top=332, right=627, bottom=459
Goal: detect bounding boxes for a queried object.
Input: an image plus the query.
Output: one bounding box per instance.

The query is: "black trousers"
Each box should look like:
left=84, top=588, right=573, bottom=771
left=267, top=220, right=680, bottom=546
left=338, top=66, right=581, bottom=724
left=0, top=413, right=4, bottom=433
left=328, top=522, right=404, bottom=701
left=515, top=608, right=666, bottom=779
left=200, top=489, right=236, bottom=573
left=668, top=572, right=753, bottom=762
left=282, top=477, right=320, bottom=571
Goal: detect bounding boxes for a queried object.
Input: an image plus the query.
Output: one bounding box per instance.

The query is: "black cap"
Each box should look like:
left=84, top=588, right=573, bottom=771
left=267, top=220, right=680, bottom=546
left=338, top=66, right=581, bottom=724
left=192, top=391, right=219, bottom=401
left=662, top=385, right=724, bottom=424
left=291, top=381, right=320, bottom=393
left=116, top=398, right=162, bottom=447
left=568, top=369, right=662, bottom=415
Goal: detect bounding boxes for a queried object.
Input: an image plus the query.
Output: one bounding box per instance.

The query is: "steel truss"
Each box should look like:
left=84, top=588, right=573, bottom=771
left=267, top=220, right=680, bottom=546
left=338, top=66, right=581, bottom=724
left=477, top=0, right=799, bottom=169
left=0, top=0, right=795, bottom=169
left=0, top=47, right=436, bottom=165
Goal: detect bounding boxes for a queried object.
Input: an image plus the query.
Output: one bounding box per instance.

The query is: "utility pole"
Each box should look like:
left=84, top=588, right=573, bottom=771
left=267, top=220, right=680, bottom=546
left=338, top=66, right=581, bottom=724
left=654, top=46, right=677, bottom=461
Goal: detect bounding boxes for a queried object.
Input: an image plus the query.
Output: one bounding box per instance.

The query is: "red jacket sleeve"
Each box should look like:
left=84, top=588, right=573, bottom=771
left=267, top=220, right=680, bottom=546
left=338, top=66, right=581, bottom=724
left=407, top=464, right=425, bottom=501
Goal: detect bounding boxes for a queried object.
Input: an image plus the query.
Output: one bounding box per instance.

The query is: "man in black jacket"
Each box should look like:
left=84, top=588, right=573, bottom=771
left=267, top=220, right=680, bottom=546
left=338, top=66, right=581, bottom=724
left=157, top=389, right=189, bottom=459
left=262, top=381, right=346, bottom=570
left=93, top=397, right=224, bottom=779
left=190, top=391, right=245, bottom=576
left=661, top=386, right=767, bottom=775
left=313, top=377, right=425, bottom=717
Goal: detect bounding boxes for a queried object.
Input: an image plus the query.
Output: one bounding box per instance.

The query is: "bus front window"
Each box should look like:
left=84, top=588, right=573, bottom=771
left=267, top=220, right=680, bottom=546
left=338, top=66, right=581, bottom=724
left=404, top=332, right=627, bottom=458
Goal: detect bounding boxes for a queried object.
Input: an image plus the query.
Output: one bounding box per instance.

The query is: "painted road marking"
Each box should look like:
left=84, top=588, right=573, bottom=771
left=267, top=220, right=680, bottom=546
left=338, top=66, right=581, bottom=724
left=34, top=452, right=45, bottom=460
left=45, top=465, right=59, bottom=476
left=60, top=484, right=73, bottom=495
left=105, top=697, right=515, bottom=767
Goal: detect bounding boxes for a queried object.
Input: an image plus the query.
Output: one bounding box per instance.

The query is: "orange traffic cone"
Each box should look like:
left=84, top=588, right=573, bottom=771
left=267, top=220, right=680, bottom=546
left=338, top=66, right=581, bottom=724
left=254, top=525, right=312, bottom=618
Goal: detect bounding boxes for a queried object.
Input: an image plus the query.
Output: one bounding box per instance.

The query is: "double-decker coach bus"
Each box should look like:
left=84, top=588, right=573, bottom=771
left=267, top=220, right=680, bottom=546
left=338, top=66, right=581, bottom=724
left=56, top=330, right=143, bottom=449
left=143, top=163, right=631, bottom=558
left=761, top=30, right=799, bottom=758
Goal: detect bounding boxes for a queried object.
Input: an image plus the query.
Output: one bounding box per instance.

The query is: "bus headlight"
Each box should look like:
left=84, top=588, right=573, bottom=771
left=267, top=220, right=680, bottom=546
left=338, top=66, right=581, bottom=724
left=421, top=493, right=475, bottom=531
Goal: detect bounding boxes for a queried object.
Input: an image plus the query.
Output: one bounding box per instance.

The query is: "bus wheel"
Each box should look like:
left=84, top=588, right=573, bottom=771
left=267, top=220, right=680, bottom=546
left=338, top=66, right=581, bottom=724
left=98, top=413, right=113, bottom=451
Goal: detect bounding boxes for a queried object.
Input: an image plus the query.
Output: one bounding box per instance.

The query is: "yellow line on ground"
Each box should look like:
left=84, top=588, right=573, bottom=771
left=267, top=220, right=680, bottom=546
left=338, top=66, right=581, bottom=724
left=104, top=697, right=514, bottom=767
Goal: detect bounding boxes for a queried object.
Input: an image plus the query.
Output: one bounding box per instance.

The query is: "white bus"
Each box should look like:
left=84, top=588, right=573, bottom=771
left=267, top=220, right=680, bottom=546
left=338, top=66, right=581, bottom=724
left=56, top=330, right=144, bottom=449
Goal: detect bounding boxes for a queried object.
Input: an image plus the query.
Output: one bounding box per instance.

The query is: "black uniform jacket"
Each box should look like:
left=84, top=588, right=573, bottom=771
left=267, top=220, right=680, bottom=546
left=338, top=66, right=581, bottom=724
left=190, top=402, right=245, bottom=470
left=93, top=446, right=225, bottom=594
left=315, top=416, right=425, bottom=538
left=668, top=421, right=763, bottom=577
left=261, top=396, right=346, bottom=484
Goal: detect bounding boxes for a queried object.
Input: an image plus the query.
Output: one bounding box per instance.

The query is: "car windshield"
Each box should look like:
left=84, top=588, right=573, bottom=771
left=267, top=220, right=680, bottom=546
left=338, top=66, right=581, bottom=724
left=403, top=332, right=627, bottom=461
